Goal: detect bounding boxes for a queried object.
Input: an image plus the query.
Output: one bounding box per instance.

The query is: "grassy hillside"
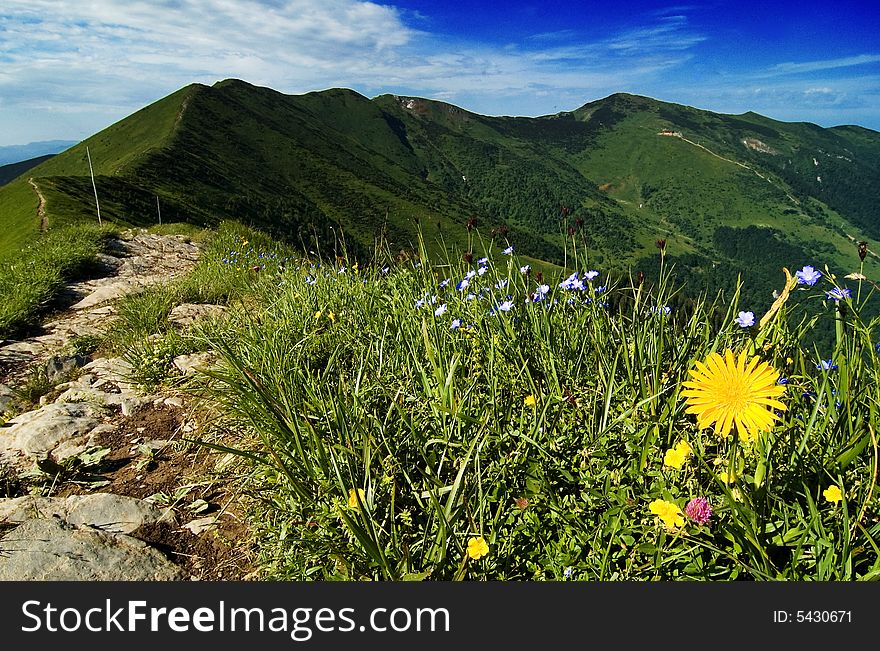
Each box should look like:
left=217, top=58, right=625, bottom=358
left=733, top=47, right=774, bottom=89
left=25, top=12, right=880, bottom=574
left=0, top=81, right=877, bottom=311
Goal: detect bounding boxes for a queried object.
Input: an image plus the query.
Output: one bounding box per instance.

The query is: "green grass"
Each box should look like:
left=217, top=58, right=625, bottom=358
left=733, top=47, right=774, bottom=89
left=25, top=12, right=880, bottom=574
left=0, top=223, right=114, bottom=338
left=133, top=224, right=880, bottom=581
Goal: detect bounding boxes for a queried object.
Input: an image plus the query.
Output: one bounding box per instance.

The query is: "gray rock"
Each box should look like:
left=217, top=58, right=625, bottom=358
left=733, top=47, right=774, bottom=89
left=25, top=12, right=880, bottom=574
left=0, top=402, right=101, bottom=460
left=0, top=518, right=187, bottom=581
left=173, top=352, right=218, bottom=376
left=45, top=354, right=89, bottom=384
left=0, top=493, right=173, bottom=534
left=0, top=383, right=14, bottom=414
left=169, top=303, right=227, bottom=328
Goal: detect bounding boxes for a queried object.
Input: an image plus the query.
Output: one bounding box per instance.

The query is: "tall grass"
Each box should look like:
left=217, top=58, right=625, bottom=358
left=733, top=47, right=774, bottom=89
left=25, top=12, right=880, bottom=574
left=177, top=226, right=879, bottom=581
left=0, top=224, right=114, bottom=338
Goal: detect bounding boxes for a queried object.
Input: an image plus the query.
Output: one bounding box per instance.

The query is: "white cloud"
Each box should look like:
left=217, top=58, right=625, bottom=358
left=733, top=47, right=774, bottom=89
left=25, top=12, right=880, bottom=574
left=765, top=54, right=880, bottom=76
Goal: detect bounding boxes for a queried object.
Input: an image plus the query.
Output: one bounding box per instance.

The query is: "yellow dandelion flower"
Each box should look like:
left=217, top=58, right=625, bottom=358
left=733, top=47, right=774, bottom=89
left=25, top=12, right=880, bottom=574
left=649, top=499, right=684, bottom=528
left=524, top=395, right=537, bottom=408
left=663, top=440, right=692, bottom=469
left=314, top=310, right=322, bottom=320
left=681, top=349, right=786, bottom=443
left=328, top=311, right=337, bottom=323
left=467, top=536, right=489, bottom=560
left=823, top=485, right=843, bottom=504
left=347, top=488, right=366, bottom=509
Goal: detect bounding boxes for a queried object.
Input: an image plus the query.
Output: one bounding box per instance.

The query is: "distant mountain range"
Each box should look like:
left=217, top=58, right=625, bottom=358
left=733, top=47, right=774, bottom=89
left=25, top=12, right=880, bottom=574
left=1, top=79, right=878, bottom=311
left=0, top=140, right=77, bottom=166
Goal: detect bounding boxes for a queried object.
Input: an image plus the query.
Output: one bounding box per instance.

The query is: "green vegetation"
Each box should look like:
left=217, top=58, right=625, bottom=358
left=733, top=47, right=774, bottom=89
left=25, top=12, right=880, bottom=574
left=122, top=223, right=880, bottom=580
left=0, top=223, right=113, bottom=338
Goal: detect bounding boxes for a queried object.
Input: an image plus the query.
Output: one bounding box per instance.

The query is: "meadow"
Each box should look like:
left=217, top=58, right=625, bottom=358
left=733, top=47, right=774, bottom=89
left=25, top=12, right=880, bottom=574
left=108, top=222, right=880, bottom=580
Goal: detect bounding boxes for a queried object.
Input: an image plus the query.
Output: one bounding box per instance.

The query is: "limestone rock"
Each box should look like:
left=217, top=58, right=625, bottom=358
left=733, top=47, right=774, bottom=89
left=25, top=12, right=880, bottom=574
left=0, top=402, right=101, bottom=460
left=0, top=517, right=187, bottom=581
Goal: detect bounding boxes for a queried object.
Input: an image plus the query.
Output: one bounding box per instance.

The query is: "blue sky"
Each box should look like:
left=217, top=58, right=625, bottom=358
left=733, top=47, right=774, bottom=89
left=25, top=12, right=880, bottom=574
left=0, top=0, right=878, bottom=146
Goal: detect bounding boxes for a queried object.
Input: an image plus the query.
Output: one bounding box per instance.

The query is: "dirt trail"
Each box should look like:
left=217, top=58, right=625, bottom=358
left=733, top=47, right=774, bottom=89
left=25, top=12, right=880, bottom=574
left=27, top=177, right=48, bottom=232
left=665, top=133, right=802, bottom=208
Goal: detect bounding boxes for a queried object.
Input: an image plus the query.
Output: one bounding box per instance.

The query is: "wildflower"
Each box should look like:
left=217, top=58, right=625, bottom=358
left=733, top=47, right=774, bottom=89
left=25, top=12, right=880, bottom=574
left=822, top=485, right=843, bottom=504
left=524, top=395, right=537, bottom=408
left=563, top=567, right=574, bottom=579
left=478, top=257, right=488, bottom=264
left=596, top=285, right=606, bottom=293
left=348, top=488, right=366, bottom=509
left=858, top=241, right=868, bottom=261
left=684, top=498, right=712, bottom=525
left=559, top=272, right=579, bottom=290
left=381, top=266, right=389, bottom=274
left=520, top=265, right=531, bottom=274
left=663, top=440, right=692, bottom=469
left=414, top=298, right=425, bottom=309
left=465, top=270, right=477, bottom=280
left=440, top=278, right=450, bottom=288
left=456, top=279, right=470, bottom=291
left=434, top=304, right=448, bottom=317
left=314, top=310, right=322, bottom=320
left=777, top=377, right=789, bottom=384
left=305, top=276, right=317, bottom=285
left=657, top=305, right=671, bottom=315
left=649, top=499, right=684, bottom=529
left=717, top=467, right=737, bottom=485
left=338, top=267, right=346, bottom=274
left=498, top=300, right=515, bottom=312
left=795, top=265, right=822, bottom=286
left=502, top=246, right=514, bottom=255
left=495, top=279, right=508, bottom=289
left=467, top=536, right=489, bottom=560
left=466, top=293, right=476, bottom=301
left=328, top=312, right=336, bottom=323
left=478, top=266, right=488, bottom=276
left=584, top=270, right=599, bottom=281
left=681, top=349, right=786, bottom=442
left=826, top=287, right=851, bottom=301
left=735, top=311, right=755, bottom=328
left=817, top=359, right=838, bottom=371
left=450, top=318, right=462, bottom=330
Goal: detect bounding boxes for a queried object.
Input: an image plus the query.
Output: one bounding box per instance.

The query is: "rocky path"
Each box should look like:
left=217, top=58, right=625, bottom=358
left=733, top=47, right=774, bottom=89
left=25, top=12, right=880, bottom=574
left=0, top=230, right=254, bottom=581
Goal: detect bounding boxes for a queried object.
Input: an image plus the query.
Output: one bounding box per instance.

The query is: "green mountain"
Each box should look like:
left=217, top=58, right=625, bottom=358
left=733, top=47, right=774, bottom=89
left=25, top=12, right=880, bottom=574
left=2, top=79, right=878, bottom=310
left=0, top=155, right=54, bottom=187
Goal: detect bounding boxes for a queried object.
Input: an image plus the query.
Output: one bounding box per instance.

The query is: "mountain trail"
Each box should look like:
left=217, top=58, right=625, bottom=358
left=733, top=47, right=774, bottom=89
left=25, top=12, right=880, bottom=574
left=27, top=177, right=47, bottom=233
left=664, top=133, right=802, bottom=208
left=0, top=230, right=256, bottom=581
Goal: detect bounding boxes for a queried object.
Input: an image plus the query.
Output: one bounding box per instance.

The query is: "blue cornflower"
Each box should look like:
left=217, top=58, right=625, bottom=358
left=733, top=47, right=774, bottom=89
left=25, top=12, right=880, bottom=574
left=478, top=257, right=489, bottom=264
left=414, top=298, right=425, bottom=309
left=499, top=300, right=515, bottom=312
left=596, top=285, right=606, bottom=293
left=795, top=265, right=822, bottom=286
left=381, top=266, right=389, bottom=274
left=457, top=279, right=470, bottom=291
left=559, top=272, right=579, bottom=290
left=466, top=293, right=476, bottom=301
left=450, top=318, right=462, bottom=330
left=563, top=567, right=574, bottom=579
left=465, top=270, right=477, bottom=280
left=654, top=305, right=671, bottom=315
left=434, top=303, right=448, bottom=317
left=817, top=360, right=838, bottom=371
left=338, top=267, right=346, bottom=274
left=440, top=278, right=450, bottom=288
left=585, top=270, right=599, bottom=281
left=502, top=246, right=514, bottom=255
left=495, top=279, right=508, bottom=289
left=826, top=287, right=851, bottom=301
left=305, top=276, right=317, bottom=286
left=520, top=265, right=531, bottom=274
left=777, top=377, right=789, bottom=385
left=735, top=311, right=755, bottom=328
left=478, top=266, right=488, bottom=276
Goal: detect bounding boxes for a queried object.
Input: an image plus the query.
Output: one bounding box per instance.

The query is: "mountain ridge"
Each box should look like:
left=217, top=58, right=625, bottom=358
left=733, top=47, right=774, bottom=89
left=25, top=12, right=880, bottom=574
left=1, top=78, right=878, bottom=314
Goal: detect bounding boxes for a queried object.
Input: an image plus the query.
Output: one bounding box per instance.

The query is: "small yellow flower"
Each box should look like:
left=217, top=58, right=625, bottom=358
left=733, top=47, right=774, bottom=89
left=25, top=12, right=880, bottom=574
left=328, top=311, right=337, bottom=323
left=524, top=395, right=537, bottom=408
left=242, top=240, right=249, bottom=246
left=823, top=485, right=843, bottom=504
left=718, top=468, right=737, bottom=485
left=663, top=440, right=692, bottom=469
left=649, top=499, right=684, bottom=528
left=314, top=310, right=322, bottom=320
left=348, top=488, right=366, bottom=509
left=467, top=536, right=489, bottom=560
